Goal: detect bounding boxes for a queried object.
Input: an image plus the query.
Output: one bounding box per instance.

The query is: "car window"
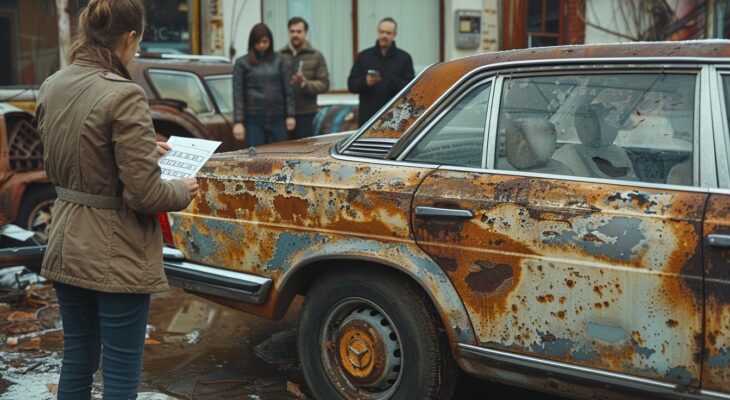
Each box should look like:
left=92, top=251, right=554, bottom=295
left=205, top=75, right=233, bottom=114
left=404, top=81, right=491, bottom=168
left=723, top=74, right=730, bottom=135
left=495, top=73, right=696, bottom=186
left=148, top=70, right=213, bottom=114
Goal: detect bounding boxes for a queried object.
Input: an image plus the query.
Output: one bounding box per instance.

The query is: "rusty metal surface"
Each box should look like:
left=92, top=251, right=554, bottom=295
left=168, top=135, right=476, bottom=346
left=412, top=171, right=706, bottom=386
left=703, top=194, right=730, bottom=392
left=361, top=41, right=730, bottom=142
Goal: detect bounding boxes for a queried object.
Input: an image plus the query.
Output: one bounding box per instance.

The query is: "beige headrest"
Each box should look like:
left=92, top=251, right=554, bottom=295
left=505, top=118, right=557, bottom=169
left=574, top=103, right=619, bottom=147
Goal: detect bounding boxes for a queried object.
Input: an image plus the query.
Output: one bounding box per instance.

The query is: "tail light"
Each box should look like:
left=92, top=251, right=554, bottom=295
left=157, top=212, right=174, bottom=246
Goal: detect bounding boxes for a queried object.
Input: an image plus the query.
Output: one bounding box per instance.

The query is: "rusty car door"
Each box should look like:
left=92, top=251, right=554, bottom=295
left=702, top=69, right=730, bottom=394
left=410, top=68, right=709, bottom=387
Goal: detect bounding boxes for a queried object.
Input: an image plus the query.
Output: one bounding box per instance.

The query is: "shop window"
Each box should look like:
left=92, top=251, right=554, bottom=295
left=141, top=0, right=193, bottom=54
left=0, top=0, right=60, bottom=86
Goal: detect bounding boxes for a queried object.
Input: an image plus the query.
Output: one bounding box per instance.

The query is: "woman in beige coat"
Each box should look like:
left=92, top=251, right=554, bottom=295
left=35, top=0, right=198, bottom=398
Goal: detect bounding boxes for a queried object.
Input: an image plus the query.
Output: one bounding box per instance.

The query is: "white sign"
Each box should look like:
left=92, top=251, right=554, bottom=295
left=158, top=136, right=221, bottom=180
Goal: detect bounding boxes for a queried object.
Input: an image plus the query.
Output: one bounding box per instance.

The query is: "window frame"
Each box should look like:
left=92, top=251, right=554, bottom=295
left=710, top=67, right=730, bottom=189
left=147, top=69, right=215, bottom=116
left=203, top=74, right=234, bottom=114
left=398, top=77, right=496, bottom=167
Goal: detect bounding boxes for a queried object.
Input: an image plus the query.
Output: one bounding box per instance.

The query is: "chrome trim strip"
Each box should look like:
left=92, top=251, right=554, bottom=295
left=414, top=206, right=474, bottom=218
left=712, top=69, right=730, bottom=188
left=700, top=66, right=718, bottom=188
left=709, top=187, right=730, bottom=195
left=484, top=76, right=503, bottom=168
left=708, top=234, right=730, bottom=248
left=458, top=344, right=728, bottom=399
left=702, top=390, right=730, bottom=400
left=339, top=64, right=435, bottom=151
left=163, top=248, right=272, bottom=304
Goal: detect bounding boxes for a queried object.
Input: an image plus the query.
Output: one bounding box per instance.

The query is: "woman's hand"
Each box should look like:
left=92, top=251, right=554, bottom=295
left=286, top=117, right=296, bottom=132
left=156, top=141, right=171, bottom=157
left=233, top=123, right=246, bottom=141
left=181, top=178, right=199, bottom=198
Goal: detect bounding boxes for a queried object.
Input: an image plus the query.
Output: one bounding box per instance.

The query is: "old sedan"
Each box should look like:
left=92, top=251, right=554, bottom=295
left=161, top=41, right=730, bottom=400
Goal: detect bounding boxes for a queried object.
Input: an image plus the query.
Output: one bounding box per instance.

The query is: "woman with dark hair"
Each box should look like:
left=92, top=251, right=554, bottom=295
left=233, top=23, right=296, bottom=146
left=35, top=0, right=198, bottom=398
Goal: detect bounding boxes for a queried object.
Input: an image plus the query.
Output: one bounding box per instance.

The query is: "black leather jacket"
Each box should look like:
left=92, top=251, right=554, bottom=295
left=233, top=52, right=295, bottom=123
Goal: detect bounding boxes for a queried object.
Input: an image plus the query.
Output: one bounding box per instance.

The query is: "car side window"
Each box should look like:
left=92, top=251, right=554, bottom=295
left=404, top=81, right=491, bottom=168
left=149, top=70, right=213, bottom=115
left=205, top=75, right=233, bottom=114
left=495, top=73, right=696, bottom=186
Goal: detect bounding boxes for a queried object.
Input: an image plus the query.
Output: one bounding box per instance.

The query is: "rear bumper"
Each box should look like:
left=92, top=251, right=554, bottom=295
left=162, top=247, right=272, bottom=304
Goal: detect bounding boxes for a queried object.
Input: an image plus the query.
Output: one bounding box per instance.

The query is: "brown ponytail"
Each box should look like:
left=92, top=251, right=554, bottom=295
left=68, top=0, right=145, bottom=79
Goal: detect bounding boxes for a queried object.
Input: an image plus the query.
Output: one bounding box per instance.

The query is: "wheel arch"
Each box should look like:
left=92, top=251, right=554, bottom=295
left=274, top=248, right=477, bottom=348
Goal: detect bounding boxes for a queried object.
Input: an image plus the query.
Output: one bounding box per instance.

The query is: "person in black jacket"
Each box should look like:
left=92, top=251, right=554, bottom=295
left=233, top=23, right=295, bottom=147
left=348, top=17, right=415, bottom=127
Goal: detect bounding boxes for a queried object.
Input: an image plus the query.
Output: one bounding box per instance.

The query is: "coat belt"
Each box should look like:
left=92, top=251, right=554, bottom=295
left=55, top=187, right=123, bottom=210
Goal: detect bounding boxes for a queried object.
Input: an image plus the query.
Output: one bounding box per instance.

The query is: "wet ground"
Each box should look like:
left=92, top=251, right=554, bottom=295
left=1, top=285, right=567, bottom=399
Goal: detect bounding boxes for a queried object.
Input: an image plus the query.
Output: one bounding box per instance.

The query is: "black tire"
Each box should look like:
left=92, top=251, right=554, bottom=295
left=298, top=268, right=458, bottom=400
left=15, top=185, right=56, bottom=245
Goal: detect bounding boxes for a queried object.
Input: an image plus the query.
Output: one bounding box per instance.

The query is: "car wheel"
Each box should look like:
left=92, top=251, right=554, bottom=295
left=298, top=269, right=457, bottom=400
left=15, top=185, right=56, bottom=245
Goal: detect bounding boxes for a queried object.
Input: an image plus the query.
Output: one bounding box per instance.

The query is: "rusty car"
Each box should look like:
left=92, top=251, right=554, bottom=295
left=168, top=41, right=730, bottom=399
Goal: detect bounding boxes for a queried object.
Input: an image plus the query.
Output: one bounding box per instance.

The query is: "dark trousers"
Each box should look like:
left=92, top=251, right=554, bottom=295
left=244, top=116, right=287, bottom=147
left=291, top=113, right=317, bottom=140
left=54, top=282, right=150, bottom=400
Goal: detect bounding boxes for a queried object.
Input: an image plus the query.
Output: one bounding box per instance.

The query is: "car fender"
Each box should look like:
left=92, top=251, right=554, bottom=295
left=149, top=102, right=208, bottom=139
left=276, top=235, right=477, bottom=346
left=0, top=170, right=49, bottom=222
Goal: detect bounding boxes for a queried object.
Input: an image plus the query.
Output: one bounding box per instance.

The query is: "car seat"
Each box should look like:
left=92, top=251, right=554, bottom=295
left=504, top=118, right=574, bottom=175
left=551, top=103, right=637, bottom=180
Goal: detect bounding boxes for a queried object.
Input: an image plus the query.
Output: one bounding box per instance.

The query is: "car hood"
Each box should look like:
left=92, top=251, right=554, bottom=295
left=198, top=131, right=354, bottom=178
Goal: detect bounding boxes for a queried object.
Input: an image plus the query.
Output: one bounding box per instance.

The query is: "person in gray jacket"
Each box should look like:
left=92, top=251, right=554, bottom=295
left=233, top=23, right=295, bottom=147
left=279, top=17, right=329, bottom=139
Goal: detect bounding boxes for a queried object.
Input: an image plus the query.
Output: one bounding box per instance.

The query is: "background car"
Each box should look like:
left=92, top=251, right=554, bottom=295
left=161, top=40, right=730, bottom=399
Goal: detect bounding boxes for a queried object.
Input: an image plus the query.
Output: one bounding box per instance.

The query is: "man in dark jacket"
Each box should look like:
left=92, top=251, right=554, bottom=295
left=348, top=17, right=415, bottom=127
left=280, top=17, right=330, bottom=139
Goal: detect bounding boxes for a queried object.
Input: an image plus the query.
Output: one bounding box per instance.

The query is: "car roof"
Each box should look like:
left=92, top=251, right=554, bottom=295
left=359, top=40, right=730, bottom=141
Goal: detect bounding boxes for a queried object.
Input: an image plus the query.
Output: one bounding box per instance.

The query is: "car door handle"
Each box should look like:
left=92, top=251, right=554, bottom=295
left=414, top=206, right=474, bottom=219
left=708, top=234, right=730, bottom=248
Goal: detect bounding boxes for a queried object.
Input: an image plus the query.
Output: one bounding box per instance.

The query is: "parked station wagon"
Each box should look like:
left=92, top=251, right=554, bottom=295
left=161, top=41, right=730, bottom=400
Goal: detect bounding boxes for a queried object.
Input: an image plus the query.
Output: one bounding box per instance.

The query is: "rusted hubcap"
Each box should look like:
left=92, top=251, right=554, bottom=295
left=322, top=302, right=403, bottom=398
left=337, top=319, right=385, bottom=383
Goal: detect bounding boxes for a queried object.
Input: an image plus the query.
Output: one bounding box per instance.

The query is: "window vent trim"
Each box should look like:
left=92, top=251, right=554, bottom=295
left=342, top=138, right=398, bottom=159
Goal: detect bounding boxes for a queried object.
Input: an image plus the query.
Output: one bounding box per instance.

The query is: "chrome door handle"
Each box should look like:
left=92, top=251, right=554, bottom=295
left=414, top=206, right=474, bottom=219
left=708, top=234, right=730, bottom=248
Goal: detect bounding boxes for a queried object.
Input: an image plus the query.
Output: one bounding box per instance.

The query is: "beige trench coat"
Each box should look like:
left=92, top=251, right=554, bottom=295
left=36, top=60, right=191, bottom=293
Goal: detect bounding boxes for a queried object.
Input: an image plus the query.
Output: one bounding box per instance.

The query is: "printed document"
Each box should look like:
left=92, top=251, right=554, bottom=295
left=158, top=136, right=221, bottom=180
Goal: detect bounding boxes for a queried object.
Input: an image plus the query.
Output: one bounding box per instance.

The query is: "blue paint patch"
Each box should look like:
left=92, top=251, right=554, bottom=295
left=708, top=348, right=730, bottom=368
left=268, top=231, right=326, bottom=272
left=188, top=223, right=218, bottom=259
left=665, top=366, right=693, bottom=385
left=331, top=165, right=358, bottom=181
left=543, top=217, right=645, bottom=262
left=586, top=322, right=627, bottom=343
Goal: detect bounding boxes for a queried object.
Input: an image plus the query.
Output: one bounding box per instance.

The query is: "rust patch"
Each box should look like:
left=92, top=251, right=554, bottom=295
left=273, top=195, right=309, bottom=221
left=464, top=262, right=514, bottom=294
left=666, top=319, right=679, bottom=328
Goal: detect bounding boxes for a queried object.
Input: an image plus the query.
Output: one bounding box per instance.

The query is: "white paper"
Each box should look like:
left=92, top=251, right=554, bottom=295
left=0, top=224, right=36, bottom=241
left=158, top=136, right=221, bottom=180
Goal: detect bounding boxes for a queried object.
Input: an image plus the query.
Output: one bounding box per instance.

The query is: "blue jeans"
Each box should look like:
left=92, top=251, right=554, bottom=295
left=244, top=116, right=287, bottom=147
left=54, top=282, right=150, bottom=400
left=291, top=113, right=316, bottom=140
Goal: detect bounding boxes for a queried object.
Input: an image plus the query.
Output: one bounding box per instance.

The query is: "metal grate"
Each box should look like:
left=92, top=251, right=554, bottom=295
left=8, top=119, right=44, bottom=171
left=342, top=138, right=397, bottom=159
